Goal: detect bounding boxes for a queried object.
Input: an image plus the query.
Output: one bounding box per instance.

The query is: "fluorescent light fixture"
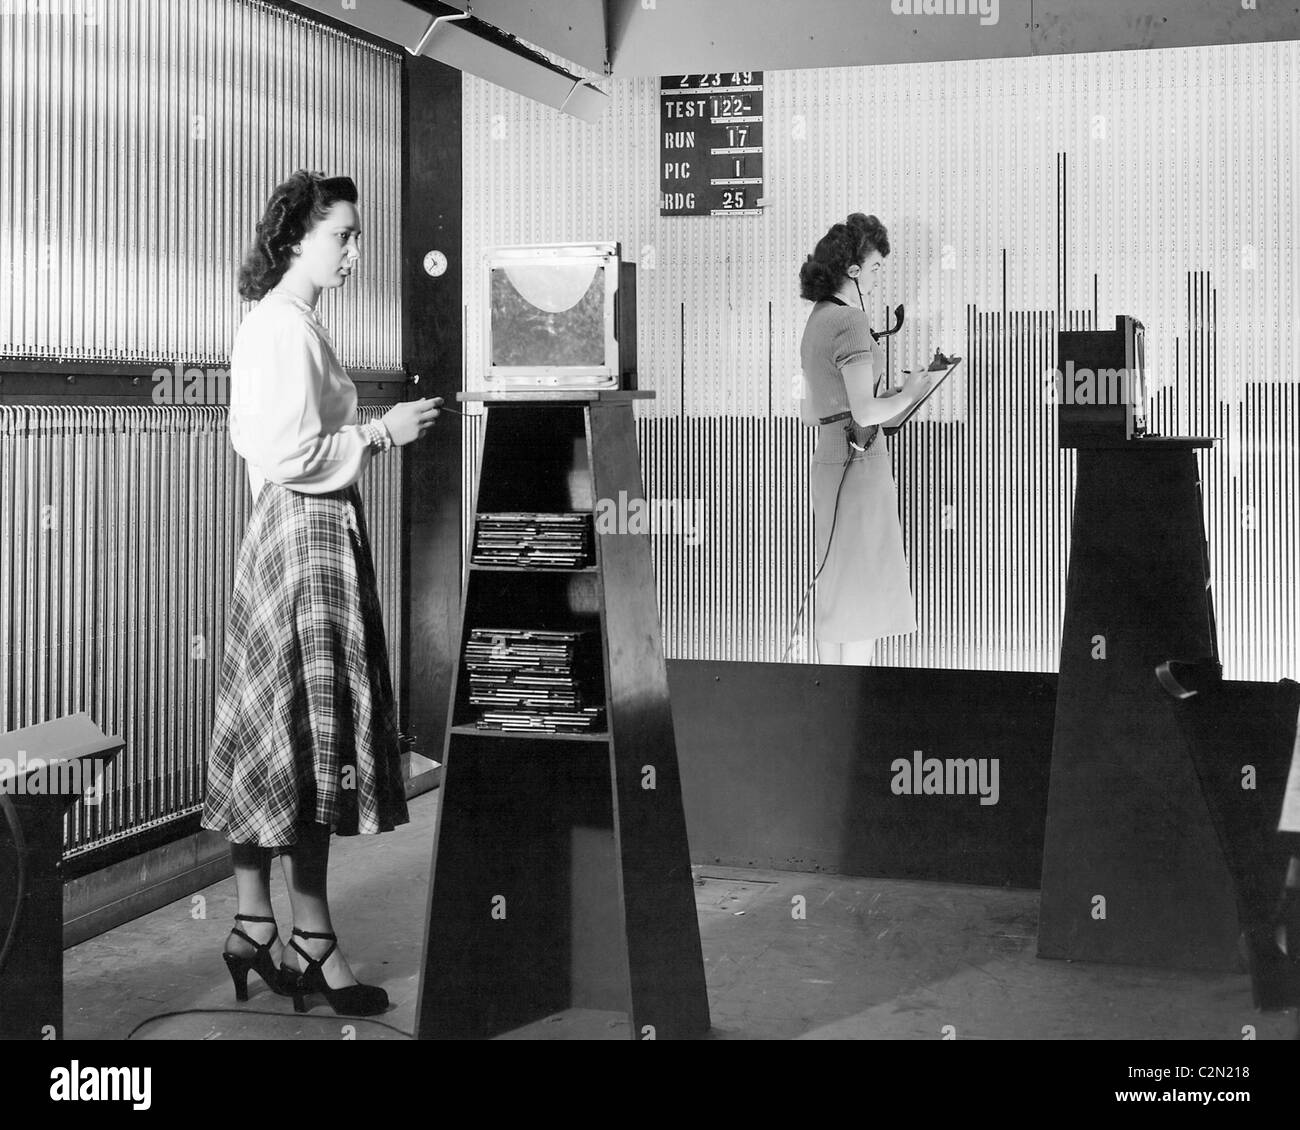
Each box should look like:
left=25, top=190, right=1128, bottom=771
left=410, top=11, right=471, bottom=56
left=408, top=11, right=608, bottom=123
left=286, top=0, right=608, bottom=123
left=558, top=80, right=609, bottom=124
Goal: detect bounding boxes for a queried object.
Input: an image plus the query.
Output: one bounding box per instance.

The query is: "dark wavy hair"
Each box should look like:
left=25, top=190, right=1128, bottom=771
left=798, top=213, right=890, bottom=302
left=238, top=170, right=359, bottom=301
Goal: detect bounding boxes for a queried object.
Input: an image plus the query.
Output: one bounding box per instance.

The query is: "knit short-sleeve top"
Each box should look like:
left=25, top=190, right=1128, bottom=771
left=800, top=300, right=885, bottom=461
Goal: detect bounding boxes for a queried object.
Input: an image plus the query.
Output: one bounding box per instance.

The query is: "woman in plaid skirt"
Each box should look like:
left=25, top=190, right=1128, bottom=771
left=201, top=170, right=442, bottom=1016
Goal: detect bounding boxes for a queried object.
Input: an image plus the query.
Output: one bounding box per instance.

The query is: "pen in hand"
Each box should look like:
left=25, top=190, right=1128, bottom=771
left=403, top=366, right=464, bottom=414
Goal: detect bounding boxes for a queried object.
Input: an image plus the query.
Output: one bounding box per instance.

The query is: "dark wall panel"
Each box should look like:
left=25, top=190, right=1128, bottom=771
left=668, top=659, right=1057, bottom=888
left=402, top=56, right=463, bottom=766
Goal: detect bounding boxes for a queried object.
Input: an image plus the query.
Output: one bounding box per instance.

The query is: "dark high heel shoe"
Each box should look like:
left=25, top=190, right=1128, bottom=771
left=222, top=913, right=291, bottom=1000
left=281, top=927, right=389, bottom=1017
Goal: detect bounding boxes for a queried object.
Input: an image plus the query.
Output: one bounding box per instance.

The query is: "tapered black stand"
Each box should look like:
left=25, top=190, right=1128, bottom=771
left=414, top=391, right=710, bottom=1040
left=1037, top=439, right=1240, bottom=969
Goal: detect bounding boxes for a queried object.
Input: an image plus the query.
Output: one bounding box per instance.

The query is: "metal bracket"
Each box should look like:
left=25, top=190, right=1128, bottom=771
left=408, top=11, right=470, bottom=57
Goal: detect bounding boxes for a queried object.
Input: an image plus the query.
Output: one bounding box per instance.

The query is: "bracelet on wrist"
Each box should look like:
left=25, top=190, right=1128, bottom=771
left=361, top=421, right=392, bottom=452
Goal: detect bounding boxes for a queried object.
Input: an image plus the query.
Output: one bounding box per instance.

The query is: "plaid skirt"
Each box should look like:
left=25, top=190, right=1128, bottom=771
left=201, top=481, right=410, bottom=848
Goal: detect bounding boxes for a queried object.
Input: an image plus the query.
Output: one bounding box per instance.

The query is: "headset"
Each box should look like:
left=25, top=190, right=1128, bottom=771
left=782, top=272, right=905, bottom=662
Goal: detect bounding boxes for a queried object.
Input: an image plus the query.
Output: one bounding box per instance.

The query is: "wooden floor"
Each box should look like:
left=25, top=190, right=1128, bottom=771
left=62, top=791, right=1298, bottom=1041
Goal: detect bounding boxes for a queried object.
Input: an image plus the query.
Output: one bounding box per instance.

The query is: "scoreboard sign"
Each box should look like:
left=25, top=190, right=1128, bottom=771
left=659, top=72, right=764, bottom=216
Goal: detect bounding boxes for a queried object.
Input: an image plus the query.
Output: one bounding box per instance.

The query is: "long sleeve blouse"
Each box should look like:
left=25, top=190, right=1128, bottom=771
left=227, top=289, right=373, bottom=501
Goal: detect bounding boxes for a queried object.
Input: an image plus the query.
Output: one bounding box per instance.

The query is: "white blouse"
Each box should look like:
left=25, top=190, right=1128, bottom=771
left=227, top=290, right=373, bottom=501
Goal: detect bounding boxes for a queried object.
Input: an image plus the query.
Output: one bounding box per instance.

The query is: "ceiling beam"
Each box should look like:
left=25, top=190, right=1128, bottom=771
left=605, top=0, right=1300, bottom=76
left=286, top=0, right=609, bottom=120
left=440, top=0, right=609, bottom=74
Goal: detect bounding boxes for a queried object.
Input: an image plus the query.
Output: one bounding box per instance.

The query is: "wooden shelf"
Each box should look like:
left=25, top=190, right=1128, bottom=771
left=470, top=510, right=596, bottom=571
left=459, top=389, right=654, bottom=403
left=468, top=563, right=598, bottom=574
left=474, top=509, right=595, bottom=516
left=449, top=724, right=610, bottom=743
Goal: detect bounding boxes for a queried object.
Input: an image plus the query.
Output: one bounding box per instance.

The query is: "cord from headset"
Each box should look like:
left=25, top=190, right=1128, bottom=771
left=785, top=277, right=876, bottom=661
left=0, top=792, right=27, bottom=980
left=781, top=443, right=856, bottom=662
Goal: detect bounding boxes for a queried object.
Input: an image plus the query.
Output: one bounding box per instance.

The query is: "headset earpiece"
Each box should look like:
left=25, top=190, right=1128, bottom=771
left=847, top=264, right=861, bottom=279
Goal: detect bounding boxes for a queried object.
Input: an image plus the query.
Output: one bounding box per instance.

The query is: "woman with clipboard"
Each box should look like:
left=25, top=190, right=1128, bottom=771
left=795, top=213, right=947, bottom=666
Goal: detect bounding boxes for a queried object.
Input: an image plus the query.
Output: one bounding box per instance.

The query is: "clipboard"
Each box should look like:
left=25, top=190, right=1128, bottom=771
left=881, top=357, right=962, bottom=436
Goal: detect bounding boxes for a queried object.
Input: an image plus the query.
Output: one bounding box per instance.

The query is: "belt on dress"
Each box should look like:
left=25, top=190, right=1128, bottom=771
left=818, top=411, right=879, bottom=453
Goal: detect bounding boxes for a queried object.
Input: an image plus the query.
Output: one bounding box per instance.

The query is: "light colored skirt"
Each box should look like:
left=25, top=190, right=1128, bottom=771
left=811, top=439, right=918, bottom=644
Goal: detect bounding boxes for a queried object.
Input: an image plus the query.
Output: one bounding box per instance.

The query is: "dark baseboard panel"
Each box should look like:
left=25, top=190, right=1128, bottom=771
left=62, top=660, right=1279, bottom=939
left=667, top=660, right=1059, bottom=889
left=63, top=830, right=234, bottom=949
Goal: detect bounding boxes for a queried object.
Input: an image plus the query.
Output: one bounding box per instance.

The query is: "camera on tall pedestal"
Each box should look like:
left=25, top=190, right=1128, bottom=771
left=1057, top=315, right=1149, bottom=448
left=484, top=242, right=637, bottom=390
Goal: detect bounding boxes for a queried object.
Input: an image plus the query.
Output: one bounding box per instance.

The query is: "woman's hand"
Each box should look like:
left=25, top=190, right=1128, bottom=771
left=902, top=368, right=943, bottom=406
left=904, top=368, right=942, bottom=394
left=878, top=369, right=943, bottom=429
left=380, top=397, right=442, bottom=446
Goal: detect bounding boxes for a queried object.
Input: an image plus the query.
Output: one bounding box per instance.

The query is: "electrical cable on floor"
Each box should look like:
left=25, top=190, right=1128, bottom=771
left=0, top=791, right=27, bottom=979
left=123, top=1006, right=413, bottom=1040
